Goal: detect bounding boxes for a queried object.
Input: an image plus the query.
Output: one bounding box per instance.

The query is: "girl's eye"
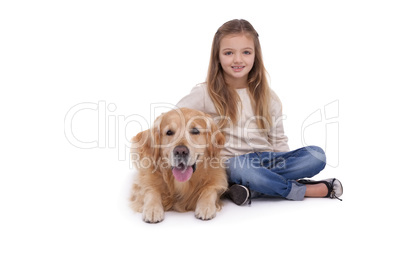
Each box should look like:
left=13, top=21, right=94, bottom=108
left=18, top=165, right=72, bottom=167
left=190, top=128, right=200, bottom=135
left=244, top=51, right=251, bottom=55
left=224, top=51, right=233, bottom=56
left=166, top=130, right=174, bottom=136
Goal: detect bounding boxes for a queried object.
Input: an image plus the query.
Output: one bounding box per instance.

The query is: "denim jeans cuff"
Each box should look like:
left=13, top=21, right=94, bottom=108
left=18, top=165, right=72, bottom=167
left=286, top=181, right=306, bottom=201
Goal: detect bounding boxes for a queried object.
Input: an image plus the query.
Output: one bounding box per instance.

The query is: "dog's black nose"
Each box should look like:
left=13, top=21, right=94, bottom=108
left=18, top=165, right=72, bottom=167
left=173, top=145, right=189, bottom=156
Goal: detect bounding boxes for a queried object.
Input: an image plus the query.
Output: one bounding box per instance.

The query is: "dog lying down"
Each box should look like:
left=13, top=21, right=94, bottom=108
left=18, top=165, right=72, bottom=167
left=130, top=108, right=228, bottom=223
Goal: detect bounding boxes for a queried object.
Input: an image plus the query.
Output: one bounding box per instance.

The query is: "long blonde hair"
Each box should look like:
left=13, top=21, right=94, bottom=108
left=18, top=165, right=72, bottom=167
left=207, top=19, right=272, bottom=130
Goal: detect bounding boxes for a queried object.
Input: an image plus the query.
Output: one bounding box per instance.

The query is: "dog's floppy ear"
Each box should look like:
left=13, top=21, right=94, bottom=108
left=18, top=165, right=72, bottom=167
left=149, top=113, right=164, bottom=163
left=131, top=129, right=152, bottom=169
left=130, top=113, right=164, bottom=170
left=206, top=115, right=225, bottom=158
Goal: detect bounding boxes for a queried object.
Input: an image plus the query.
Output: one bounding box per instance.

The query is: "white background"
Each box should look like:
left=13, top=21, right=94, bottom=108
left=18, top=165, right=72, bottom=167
left=1, top=0, right=401, bottom=267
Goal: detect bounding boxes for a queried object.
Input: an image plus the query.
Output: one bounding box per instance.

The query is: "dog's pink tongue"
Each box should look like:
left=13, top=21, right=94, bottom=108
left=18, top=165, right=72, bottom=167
left=172, top=166, right=193, bottom=182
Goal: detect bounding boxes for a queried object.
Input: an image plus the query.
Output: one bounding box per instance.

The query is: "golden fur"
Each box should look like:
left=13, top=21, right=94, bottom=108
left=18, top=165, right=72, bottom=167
left=130, top=108, right=228, bottom=223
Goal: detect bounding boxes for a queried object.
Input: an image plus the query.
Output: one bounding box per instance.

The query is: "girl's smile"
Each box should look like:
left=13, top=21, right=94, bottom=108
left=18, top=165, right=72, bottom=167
left=232, top=66, right=245, bottom=72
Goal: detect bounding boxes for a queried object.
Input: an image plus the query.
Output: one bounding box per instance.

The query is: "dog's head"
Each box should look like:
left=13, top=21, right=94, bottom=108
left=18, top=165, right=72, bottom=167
left=131, top=108, right=225, bottom=182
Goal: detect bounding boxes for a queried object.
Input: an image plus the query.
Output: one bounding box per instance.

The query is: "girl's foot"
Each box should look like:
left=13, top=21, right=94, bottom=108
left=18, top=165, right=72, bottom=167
left=298, top=178, right=343, bottom=201
left=226, top=184, right=250, bottom=206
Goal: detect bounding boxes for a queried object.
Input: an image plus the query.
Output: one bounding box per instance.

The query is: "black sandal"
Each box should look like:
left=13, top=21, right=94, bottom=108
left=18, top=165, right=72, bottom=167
left=226, top=184, right=251, bottom=206
left=298, top=178, right=343, bottom=201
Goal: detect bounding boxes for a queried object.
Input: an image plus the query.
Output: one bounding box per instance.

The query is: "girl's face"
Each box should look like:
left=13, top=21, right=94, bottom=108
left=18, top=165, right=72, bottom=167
left=219, top=34, right=255, bottom=89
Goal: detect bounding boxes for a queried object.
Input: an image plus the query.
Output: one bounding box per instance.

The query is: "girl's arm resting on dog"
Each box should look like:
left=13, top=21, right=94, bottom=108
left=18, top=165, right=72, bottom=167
left=176, top=84, right=206, bottom=112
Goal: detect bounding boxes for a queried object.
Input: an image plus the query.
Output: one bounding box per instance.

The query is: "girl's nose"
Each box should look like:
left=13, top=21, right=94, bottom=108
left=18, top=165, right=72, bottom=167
left=234, top=53, right=243, bottom=63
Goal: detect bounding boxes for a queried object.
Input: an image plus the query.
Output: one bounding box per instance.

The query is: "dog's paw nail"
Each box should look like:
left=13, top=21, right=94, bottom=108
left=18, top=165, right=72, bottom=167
left=195, top=207, right=217, bottom=220
left=142, top=207, right=165, bottom=223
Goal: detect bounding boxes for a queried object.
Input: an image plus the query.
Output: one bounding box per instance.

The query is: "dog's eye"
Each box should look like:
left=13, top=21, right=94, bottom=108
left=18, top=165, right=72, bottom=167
left=166, top=130, right=174, bottom=136
left=190, top=128, right=200, bottom=135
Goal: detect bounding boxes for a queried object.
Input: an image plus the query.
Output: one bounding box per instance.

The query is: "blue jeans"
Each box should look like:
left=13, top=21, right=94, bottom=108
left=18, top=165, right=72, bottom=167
left=226, top=146, right=326, bottom=201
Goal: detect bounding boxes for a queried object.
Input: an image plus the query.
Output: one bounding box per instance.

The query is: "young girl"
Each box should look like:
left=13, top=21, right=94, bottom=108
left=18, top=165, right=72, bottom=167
left=176, top=19, right=343, bottom=205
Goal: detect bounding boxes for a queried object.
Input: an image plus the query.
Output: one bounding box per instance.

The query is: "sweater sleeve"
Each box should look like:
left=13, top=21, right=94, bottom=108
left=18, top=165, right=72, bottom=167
left=176, top=84, right=206, bottom=112
left=269, top=90, right=290, bottom=152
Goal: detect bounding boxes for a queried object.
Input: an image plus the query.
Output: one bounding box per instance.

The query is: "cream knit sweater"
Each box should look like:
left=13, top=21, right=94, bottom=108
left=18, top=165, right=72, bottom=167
left=176, top=83, right=290, bottom=157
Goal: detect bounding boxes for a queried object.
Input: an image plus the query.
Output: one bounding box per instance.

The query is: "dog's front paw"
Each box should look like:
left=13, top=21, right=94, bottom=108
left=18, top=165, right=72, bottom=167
left=195, top=203, right=217, bottom=221
left=142, top=205, right=165, bottom=223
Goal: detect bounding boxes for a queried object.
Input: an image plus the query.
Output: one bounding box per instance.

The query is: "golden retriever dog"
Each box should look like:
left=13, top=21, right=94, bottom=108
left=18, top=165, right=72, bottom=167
left=130, top=108, right=228, bottom=223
